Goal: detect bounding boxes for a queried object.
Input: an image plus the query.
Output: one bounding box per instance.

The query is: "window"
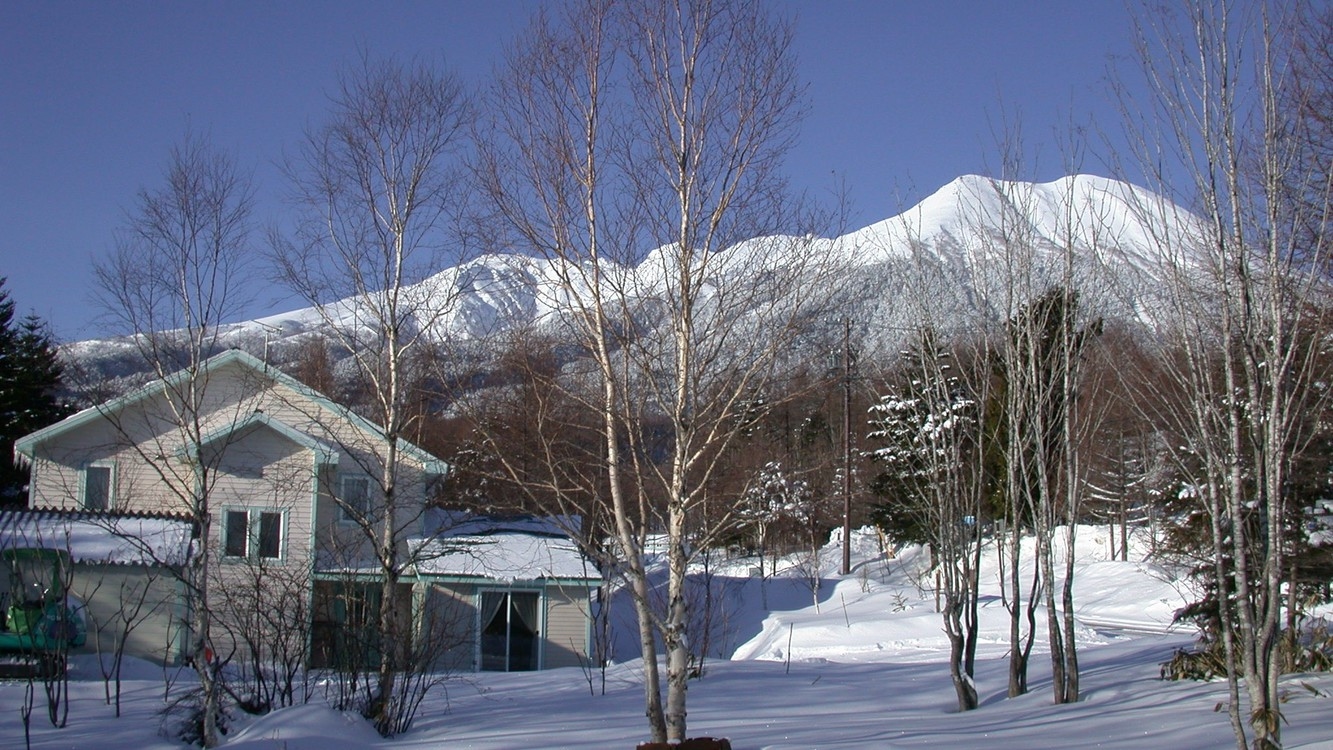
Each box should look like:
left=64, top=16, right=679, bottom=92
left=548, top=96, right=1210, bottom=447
left=224, top=510, right=249, bottom=557
left=82, top=463, right=113, bottom=510
left=222, top=508, right=284, bottom=561
left=339, top=475, right=372, bottom=522
left=257, top=511, right=281, bottom=559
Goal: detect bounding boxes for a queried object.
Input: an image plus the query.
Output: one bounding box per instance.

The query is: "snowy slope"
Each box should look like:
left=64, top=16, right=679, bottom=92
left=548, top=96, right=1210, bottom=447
left=728, top=527, right=1187, bottom=666
left=847, top=174, right=1178, bottom=266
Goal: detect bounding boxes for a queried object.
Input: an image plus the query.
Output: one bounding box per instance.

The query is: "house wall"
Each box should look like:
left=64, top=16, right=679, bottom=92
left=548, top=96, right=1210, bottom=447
left=421, top=581, right=477, bottom=672
left=542, top=583, right=593, bottom=670
left=24, top=356, right=438, bottom=570
left=25, top=363, right=279, bottom=516
left=313, top=462, right=434, bottom=572
left=206, top=425, right=317, bottom=566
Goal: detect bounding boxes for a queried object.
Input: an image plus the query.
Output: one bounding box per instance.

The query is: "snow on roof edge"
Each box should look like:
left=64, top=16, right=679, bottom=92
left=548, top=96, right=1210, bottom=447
left=0, top=508, right=195, bottom=567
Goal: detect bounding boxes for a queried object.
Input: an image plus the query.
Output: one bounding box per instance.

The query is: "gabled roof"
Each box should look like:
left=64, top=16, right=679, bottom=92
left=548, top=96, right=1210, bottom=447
left=184, top=410, right=340, bottom=466
left=14, top=348, right=448, bottom=475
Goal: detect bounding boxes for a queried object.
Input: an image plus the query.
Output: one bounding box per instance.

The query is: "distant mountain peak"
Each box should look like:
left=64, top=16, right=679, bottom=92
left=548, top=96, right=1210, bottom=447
left=68, top=174, right=1194, bottom=387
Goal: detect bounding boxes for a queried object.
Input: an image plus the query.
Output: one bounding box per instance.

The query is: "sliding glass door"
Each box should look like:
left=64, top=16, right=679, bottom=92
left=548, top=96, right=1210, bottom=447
left=479, top=590, right=540, bottom=671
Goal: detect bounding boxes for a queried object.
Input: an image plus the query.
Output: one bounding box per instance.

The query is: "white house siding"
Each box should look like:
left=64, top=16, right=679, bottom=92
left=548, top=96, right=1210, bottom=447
left=24, top=357, right=440, bottom=569
left=204, top=426, right=319, bottom=666
left=25, top=366, right=265, bottom=515
left=206, top=424, right=317, bottom=565
left=313, top=463, right=434, bottom=573
left=542, top=584, right=592, bottom=670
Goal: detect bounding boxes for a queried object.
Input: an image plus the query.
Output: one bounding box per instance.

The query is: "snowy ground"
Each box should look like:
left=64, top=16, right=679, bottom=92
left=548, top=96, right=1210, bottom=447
left=5, top=526, right=1333, bottom=749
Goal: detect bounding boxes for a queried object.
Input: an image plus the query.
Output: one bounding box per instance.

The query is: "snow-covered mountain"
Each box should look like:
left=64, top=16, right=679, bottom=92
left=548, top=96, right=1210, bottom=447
left=66, top=174, right=1194, bottom=385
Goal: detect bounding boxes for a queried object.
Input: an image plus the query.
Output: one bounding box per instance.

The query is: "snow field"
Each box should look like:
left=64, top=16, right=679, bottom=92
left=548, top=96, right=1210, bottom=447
left=4, top=525, right=1333, bottom=749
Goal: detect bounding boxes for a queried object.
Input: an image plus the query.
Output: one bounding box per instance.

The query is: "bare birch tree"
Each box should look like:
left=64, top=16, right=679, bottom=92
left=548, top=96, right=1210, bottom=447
left=954, top=170, right=1047, bottom=699
left=469, top=1, right=672, bottom=734
left=88, top=133, right=255, bottom=747
left=616, top=2, right=834, bottom=738
left=472, top=0, right=831, bottom=741
left=1117, top=2, right=1333, bottom=746
left=953, top=160, right=1113, bottom=705
left=271, top=53, right=470, bottom=737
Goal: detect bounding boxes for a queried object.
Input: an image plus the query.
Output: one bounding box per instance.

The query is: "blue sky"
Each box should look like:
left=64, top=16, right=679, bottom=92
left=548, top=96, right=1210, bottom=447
left=1, top=1, right=1143, bottom=341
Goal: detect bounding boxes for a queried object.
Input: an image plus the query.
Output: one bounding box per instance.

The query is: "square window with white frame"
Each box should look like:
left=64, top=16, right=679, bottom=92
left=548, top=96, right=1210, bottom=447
left=339, top=475, right=372, bottom=522
left=222, top=508, right=285, bottom=561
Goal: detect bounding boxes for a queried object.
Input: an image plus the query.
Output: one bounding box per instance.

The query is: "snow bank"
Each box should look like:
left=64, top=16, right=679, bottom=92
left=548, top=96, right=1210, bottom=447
left=732, top=525, right=1192, bottom=665
left=224, top=705, right=384, bottom=750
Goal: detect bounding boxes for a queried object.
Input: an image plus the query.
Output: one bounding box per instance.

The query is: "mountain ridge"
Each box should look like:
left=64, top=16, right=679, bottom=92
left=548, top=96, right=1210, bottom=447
left=65, top=173, right=1193, bottom=387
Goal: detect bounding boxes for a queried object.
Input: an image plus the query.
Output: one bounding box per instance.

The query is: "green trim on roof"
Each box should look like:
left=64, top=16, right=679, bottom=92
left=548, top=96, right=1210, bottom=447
left=405, top=572, right=601, bottom=586
left=14, top=348, right=448, bottom=476
left=181, top=411, right=340, bottom=466
left=14, top=350, right=255, bottom=460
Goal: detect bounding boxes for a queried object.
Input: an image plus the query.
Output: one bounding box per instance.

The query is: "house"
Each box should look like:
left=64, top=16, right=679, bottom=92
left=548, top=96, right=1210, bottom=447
left=9, top=348, right=601, bottom=672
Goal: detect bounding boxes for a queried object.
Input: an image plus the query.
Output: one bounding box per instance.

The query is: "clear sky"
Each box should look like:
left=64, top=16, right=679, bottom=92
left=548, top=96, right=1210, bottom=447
left=1, top=1, right=1144, bottom=342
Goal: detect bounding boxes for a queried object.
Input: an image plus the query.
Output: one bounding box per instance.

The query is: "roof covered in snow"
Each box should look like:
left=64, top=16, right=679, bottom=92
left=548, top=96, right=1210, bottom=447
left=0, top=509, right=194, bottom=566
left=406, top=513, right=598, bottom=583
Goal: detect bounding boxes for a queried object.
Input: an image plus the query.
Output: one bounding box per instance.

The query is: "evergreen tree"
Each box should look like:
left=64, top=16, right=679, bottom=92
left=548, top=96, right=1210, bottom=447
left=867, top=329, right=977, bottom=550
left=867, top=327, right=989, bottom=711
left=0, top=278, right=69, bottom=505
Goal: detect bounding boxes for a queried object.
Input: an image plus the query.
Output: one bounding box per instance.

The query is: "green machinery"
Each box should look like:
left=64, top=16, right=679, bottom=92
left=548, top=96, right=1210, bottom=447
left=0, top=548, right=86, bottom=657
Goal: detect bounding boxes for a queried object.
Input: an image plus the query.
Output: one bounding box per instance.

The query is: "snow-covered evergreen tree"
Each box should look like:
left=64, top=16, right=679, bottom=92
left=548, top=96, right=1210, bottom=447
left=740, top=461, right=815, bottom=573
left=867, top=329, right=985, bottom=711
left=867, top=332, right=975, bottom=549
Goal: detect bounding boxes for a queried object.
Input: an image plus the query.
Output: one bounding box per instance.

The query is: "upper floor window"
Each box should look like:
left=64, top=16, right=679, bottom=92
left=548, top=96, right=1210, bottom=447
left=222, top=508, right=284, bottom=561
left=339, top=475, right=372, bottom=523
left=82, top=463, right=113, bottom=511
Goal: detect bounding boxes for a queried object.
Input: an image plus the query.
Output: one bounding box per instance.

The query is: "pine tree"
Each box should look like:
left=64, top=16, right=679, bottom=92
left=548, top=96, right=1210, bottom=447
left=0, top=278, right=69, bottom=506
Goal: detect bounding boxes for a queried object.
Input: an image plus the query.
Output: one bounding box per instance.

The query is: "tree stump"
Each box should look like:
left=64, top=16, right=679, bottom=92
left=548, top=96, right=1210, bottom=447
left=636, top=739, right=732, bottom=750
